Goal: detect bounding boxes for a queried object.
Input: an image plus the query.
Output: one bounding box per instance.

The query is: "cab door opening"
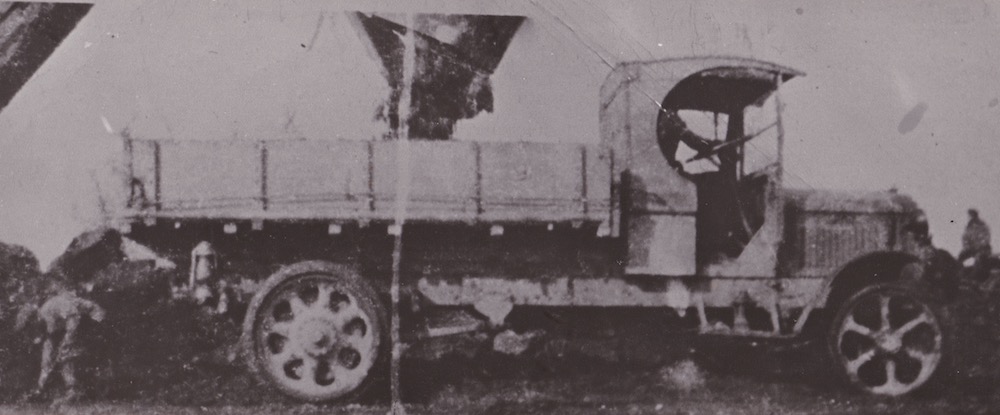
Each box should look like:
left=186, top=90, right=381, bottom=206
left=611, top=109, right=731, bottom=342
left=656, top=66, right=789, bottom=270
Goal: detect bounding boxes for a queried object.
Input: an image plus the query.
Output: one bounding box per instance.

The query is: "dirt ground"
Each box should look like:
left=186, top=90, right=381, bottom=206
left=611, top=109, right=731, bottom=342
left=2, top=239, right=1000, bottom=414
left=1, top=305, right=1000, bottom=415
left=0, top=357, right=997, bottom=415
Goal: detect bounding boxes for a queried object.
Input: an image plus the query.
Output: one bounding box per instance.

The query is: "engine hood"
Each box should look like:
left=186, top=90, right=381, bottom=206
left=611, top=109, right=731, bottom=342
left=783, top=189, right=920, bottom=214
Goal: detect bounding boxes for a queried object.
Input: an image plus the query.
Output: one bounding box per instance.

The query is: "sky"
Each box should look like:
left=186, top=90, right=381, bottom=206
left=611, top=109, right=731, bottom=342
left=0, top=0, right=998, bottom=265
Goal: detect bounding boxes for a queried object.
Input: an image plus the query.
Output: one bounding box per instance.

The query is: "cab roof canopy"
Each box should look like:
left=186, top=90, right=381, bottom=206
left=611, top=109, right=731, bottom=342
left=660, top=58, right=804, bottom=114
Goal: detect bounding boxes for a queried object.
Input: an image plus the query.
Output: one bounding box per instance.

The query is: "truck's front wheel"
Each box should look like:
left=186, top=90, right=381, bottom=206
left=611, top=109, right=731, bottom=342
left=827, top=283, right=947, bottom=396
left=242, top=261, right=386, bottom=403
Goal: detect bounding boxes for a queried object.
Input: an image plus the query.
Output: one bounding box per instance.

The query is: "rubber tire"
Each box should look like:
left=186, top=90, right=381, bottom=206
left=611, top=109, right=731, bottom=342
left=241, top=260, right=387, bottom=403
left=826, top=282, right=951, bottom=397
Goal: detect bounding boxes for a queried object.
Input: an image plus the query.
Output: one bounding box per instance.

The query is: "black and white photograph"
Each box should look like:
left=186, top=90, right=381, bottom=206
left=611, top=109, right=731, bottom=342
left=0, top=1, right=999, bottom=413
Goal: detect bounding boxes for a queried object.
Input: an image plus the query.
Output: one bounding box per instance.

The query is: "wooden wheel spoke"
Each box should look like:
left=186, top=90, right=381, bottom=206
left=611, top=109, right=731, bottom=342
left=273, top=348, right=295, bottom=365
left=843, top=315, right=875, bottom=338
left=904, top=347, right=935, bottom=365
left=847, top=348, right=876, bottom=373
left=892, top=313, right=930, bottom=338
left=330, top=350, right=364, bottom=381
left=340, top=330, right=369, bottom=351
left=289, top=296, right=308, bottom=316
left=266, top=320, right=293, bottom=337
left=314, top=284, right=334, bottom=310
left=334, top=302, right=365, bottom=332
left=879, top=295, right=892, bottom=331
left=881, top=359, right=904, bottom=390
left=298, top=356, right=319, bottom=384
left=271, top=347, right=303, bottom=376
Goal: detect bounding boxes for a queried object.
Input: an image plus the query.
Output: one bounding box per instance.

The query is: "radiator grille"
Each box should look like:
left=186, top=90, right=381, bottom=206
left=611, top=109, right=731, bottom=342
left=801, top=215, right=890, bottom=273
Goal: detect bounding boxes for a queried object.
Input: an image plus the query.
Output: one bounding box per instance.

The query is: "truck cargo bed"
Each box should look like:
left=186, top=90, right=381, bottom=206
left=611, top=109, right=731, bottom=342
left=122, top=138, right=614, bottom=226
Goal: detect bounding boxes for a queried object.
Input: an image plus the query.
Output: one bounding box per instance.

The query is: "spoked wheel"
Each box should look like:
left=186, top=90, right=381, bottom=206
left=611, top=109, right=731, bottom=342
left=828, top=284, right=946, bottom=396
left=243, top=261, right=385, bottom=403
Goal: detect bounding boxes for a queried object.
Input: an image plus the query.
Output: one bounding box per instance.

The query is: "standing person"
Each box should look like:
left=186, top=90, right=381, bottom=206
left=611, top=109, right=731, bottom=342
left=958, top=208, right=993, bottom=282
left=959, top=209, right=992, bottom=263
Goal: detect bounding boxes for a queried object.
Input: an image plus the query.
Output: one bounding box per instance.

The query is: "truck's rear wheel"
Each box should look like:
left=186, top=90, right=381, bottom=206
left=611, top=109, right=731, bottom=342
left=243, top=261, right=385, bottom=402
left=827, top=283, right=946, bottom=396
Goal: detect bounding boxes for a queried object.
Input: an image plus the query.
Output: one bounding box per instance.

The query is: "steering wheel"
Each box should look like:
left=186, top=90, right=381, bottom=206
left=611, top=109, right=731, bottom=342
left=686, top=121, right=778, bottom=163
left=656, top=110, right=722, bottom=175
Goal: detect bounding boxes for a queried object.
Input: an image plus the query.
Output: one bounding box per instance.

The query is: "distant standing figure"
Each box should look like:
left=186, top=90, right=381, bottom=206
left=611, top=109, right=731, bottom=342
left=172, top=241, right=232, bottom=316
left=17, top=287, right=106, bottom=404
left=959, top=208, right=992, bottom=263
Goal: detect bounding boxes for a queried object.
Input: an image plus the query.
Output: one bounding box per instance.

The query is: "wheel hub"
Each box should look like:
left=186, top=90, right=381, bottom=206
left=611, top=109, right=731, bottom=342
left=875, top=331, right=902, bottom=353
left=292, top=317, right=340, bottom=357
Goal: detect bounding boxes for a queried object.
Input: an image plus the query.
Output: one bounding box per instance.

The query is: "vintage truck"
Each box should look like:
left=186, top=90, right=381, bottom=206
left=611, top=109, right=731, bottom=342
left=115, top=56, right=947, bottom=402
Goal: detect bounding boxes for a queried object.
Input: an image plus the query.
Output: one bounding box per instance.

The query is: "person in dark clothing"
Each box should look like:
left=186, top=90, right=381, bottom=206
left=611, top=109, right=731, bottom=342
left=958, top=208, right=993, bottom=282
left=959, top=208, right=992, bottom=263
left=17, top=285, right=106, bottom=404
left=14, top=228, right=123, bottom=404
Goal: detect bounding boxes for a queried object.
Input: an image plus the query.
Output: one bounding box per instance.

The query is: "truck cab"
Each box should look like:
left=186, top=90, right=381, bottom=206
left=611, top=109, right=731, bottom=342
left=600, top=57, right=943, bottom=397
left=601, top=57, right=800, bottom=279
